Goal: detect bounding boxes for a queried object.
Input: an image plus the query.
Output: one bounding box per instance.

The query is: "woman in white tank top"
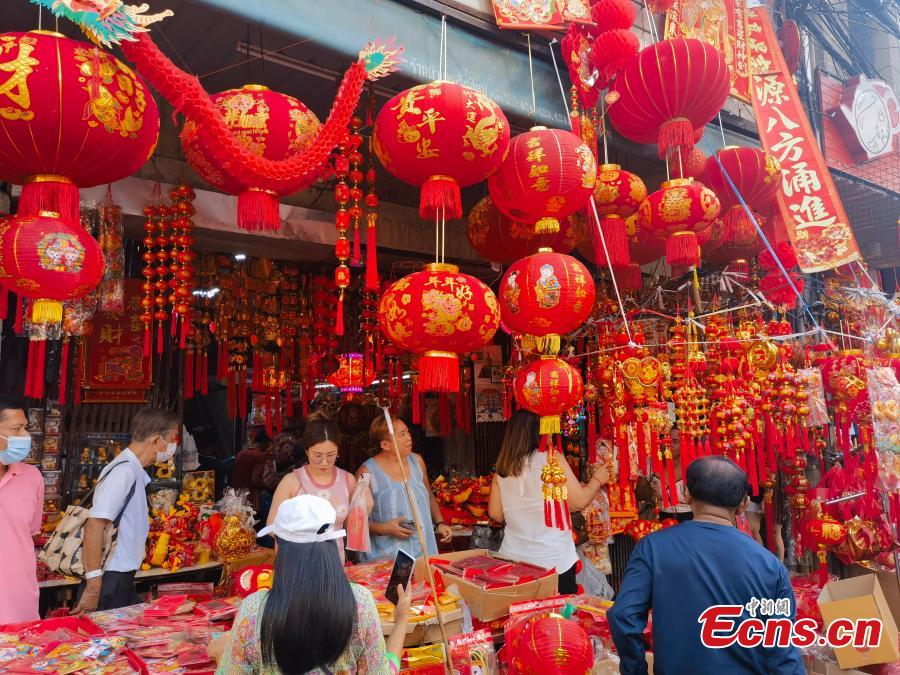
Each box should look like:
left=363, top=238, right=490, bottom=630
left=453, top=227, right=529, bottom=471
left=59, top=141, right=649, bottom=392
left=488, top=410, right=609, bottom=594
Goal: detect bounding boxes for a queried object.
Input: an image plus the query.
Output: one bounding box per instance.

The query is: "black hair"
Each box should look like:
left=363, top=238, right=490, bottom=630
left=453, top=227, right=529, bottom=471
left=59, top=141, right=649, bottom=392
left=260, top=537, right=356, bottom=673
left=685, top=456, right=749, bottom=509
left=0, top=396, right=25, bottom=420
left=302, top=411, right=341, bottom=452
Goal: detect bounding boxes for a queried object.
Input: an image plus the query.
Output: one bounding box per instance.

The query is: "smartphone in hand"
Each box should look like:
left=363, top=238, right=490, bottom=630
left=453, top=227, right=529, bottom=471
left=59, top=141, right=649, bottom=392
left=385, top=549, right=416, bottom=605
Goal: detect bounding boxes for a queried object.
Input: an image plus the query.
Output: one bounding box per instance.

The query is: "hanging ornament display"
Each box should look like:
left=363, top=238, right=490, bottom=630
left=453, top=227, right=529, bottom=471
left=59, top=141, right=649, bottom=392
left=378, top=264, right=500, bottom=393
left=373, top=81, right=510, bottom=220
left=333, top=139, right=353, bottom=336
left=328, top=353, right=376, bottom=393
left=489, top=127, right=596, bottom=234
left=590, top=164, right=647, bottom=269
left=97, top=188, right=125, bottom=314
left=347, top=116, right=365, bottom=266
left=561, top=24, right=603, bottom=109
left=169, top=184, right=196, bottom=345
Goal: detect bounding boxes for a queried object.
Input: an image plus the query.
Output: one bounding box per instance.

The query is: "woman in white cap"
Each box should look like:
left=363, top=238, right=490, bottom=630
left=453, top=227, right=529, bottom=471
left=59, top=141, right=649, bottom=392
left=215, top=494, right=411, bottom=674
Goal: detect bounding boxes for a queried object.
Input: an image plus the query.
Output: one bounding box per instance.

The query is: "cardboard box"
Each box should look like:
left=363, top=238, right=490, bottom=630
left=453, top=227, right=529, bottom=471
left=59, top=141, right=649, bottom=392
left=805, top=657, right=872, bottom=674
left=817, top=574, right=900, bottom=669
left=381, top=607, right=464, bottom=647
left=415, top=549, right=558, bottom=621
left=846, top=563, right=900, bottom=628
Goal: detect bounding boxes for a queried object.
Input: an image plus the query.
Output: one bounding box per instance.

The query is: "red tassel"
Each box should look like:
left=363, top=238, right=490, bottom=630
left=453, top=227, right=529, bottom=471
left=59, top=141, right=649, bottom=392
left=20, top=177, right=80, bottom=224
left=418, top=352, right=460, bottom=393
left=59, top=339, right=70, bottom=406
left=170, top=310, right=178, bottom=338
left=143, top=327, right=151, bottom=357
left=419, top=176, right=462, bottom=220
left=74, top=339, right=83, bottom=405
left=195, top=345, right=203, bottom=393
left=721, top=207, right=756, bottom=244
left=544, top=499, right=552, bottom=528
left=184, top=350, right=194, bottom=400
left=618, top=429, right=631, bottom=487
left=657, top=118, right=695, bottom=159
left=14, top=298, right=24, bottom=335
left=335, top=293, right=345, bottom=336
left=412, top=380, right=422, bottom=425
left=237, top=189, right=281, bottom=231
left=157, top=322, right=164, bottom=355
left=365, top=215, right=379, bottom=291
left=554, top=499, right=565, bottom=531
left=595, top=215, right=631, bottom=269
left=636, top=421, right=647, bottom=475
left=666, top=231, right=700, bottom=267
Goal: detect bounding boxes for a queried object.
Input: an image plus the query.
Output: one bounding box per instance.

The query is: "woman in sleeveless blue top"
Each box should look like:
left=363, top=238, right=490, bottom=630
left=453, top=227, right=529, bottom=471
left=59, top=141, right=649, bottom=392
left=356, top=416, right=453, bottom=561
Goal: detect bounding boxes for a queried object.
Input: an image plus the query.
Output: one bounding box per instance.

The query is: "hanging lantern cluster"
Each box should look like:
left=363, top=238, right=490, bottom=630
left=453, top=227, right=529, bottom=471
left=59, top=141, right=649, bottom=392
left=589, top=0, right=640, bottom=83
left=328, top=352, right=375, bottom=393
left=169, top=184, right=196, bottom=342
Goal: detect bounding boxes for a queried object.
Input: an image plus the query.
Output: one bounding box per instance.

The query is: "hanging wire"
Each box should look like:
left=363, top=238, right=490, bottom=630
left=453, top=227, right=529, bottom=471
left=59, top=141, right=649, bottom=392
left=547, top=40, right=570, bottom=121
left=526, top=33, right=536, bottom=119
left=717, top=113, right=727, bottom=147
left=641, top=0, right=659, bottom=43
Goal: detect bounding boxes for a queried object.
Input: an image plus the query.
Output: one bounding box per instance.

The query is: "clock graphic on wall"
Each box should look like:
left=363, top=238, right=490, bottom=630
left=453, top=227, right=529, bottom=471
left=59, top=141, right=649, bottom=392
left=831, top=75, right=900, bottom=162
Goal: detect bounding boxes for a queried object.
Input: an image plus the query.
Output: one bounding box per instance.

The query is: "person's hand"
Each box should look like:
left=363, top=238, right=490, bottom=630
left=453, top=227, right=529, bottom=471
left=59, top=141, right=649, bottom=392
left=590, top=463, right=610, bottom=486
left=394, top=581, right=413, bottom=620
left=436, top=522, right=453, bottom=544
left=384, top=517, right=414, bottom=539
left=73, top=578, right=101, bottom=615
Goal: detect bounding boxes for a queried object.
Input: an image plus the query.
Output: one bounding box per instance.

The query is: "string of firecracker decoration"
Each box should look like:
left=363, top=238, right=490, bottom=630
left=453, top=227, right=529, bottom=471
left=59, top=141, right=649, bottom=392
left=333, top=138, right=352, bottom=337
left=348, top=118, right=365, bottom=266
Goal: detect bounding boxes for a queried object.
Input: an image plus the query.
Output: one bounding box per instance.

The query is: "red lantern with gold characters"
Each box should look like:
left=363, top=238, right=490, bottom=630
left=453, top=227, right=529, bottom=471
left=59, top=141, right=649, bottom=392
left=499, top=249, right=595, bottom=354
left=489, top=127, right=597, bottom=234
left=637, top=178, right=720, bottom=268
left=804, top=509, right=847, bottom=585
left=328, top=352, right=376, bottom=393
left=591, top=163, right=647, bottom=268
left=0, top=31, right=160, bottom=224
left=510, top=615, right=594, bottom=675
left=373, top=81, right=510, bottom=220
left=379, top=264, right=500, bottom=393
left=181, top=84, right=321, bottom=232
left=466, top=196, right=586, bottom=264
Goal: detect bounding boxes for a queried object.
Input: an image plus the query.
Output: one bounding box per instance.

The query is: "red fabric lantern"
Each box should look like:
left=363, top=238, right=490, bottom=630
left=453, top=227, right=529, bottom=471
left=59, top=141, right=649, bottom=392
left=804, top=512, right=847, bottom=585
left=373, top=82, right=510, bottom=220
left=379, top=263, right=499, bottom=393
left=591, top=0, right=636, bottom=30
left=759, top=242, right=798, bottom=272
left=608, top=39, right=730, bottom=159
left=514, top=357, right=583, bottom=435
left=591, top=164, right=647, bottom=268
left=499, top=250, right=595, bottom=353
left=180, top=85, right=320, bottom=232
left=466, top=196, right=586, bottom=264
left=0, top=31, right=160, bottom=224
left=488, top=127, right=597, bottom=234
left=637, top=178, right=720, bottom=267
left=704, top=212, right=771, bottom=265
left=328, top=352, right=376, bottom=393
left=668, top=146, right=707, bottom=179
left=511, top=615, right=594, bottom=674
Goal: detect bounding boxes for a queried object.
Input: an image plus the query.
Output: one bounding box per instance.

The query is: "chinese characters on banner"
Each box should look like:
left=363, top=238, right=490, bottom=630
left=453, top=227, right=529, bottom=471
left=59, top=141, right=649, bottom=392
left=82, top=278, right=152, bottom=402
left=491, top=0, right=593, bottom=30
left=664, top=0, right=751, bottom=101
left=748, top=6, right=861, bottom=272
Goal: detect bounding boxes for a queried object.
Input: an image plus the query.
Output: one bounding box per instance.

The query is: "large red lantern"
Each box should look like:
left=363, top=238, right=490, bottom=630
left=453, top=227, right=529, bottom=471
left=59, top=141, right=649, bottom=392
left=466, top=196, right=586, bottom=264
left=180, top=85, right=321, bottom=231
left=637, top=178, right=720, bottom=267
left=488, top=127, right=597, bottom=234
left=0, top=31, right=160, bottom=224
left=590, top=163, right=647, bottom=268
left=608, top=39, right=730, bottom=159
left=378, top=264, right=499, bottom=392
left=510, top=615, right=594, bottom=675
left=499, top=250, right=595, bottom=353
left=373, top=82, right=510, bottom=220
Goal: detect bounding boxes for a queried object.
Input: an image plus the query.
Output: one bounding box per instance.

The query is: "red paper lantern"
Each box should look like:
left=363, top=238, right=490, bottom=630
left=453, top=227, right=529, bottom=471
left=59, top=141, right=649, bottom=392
left=513, top=357, right=584, bottom=435
left=637, top=178, right=720, bottom=267
left=488, top=127, right=597, bottom=234
left=499, top=250, right=595, bottom=352
left=511, top=614, right=594, bottom=675
left=0, top=31, right=160, bottom=224
left=328, top=352, right=376, bottom=393
left=804, top=512, right=847, bottom=585
left=466, top=196, right=586, bottom=264
left=608, top=39, right=730, bottom=159
left=379, top=263, right=499, bottom=392
left=0, top=212, right=104, bottom=322
left=181, top=85, right=320, bottom=231
left=668, top=146, right=707, bottom=179
left=373, top=82, right=510, bottom=220
left=590, top=163, right=647, bottom=268
left=590, top=29, right=640, bottom=82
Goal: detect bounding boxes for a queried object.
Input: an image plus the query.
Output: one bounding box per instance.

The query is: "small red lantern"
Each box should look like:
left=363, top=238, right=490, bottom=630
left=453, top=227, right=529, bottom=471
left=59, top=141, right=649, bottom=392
left=590, top=163, right=647, bottom=268
left=804, top=511, right=847, bottom=585
left=608, top=39, right=730, bottom=159
left=373, top=82, right=510, bottom=220
left=511, top=614, right=594, bottom=675
left=488, top=127, right=597, bottom=234
left=328, top=353, right=376, bottom=393
left=379, top=264, right=499, bottom=393
left=499, top=250, right=595, bottom=353
left=637, top=178, right=720, bottom=267
left=0, top=31, right=160, bottom=224
left=668, top=146, right=707, bottom=179
left=466, top=196, right=586, bottom=264
left=181, top=85, right=321, bottom=231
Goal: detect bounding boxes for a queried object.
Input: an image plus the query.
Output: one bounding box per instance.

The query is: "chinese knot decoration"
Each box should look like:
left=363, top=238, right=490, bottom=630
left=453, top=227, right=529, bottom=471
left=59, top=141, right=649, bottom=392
left=378, top=264, right=500, bottom=393
left=590, top=163, right=647, bottom=269
left=373, top=81, right=509, bottom=220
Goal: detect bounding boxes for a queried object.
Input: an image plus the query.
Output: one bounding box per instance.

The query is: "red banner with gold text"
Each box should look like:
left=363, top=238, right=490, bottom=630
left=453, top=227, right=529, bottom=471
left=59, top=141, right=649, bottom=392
left=82, top=278, right=152, bottom=402
left=491, top=0, right=595, bottom=30
left=664, top=0, right=751, bottom=101
left=748, top=7, right=861, bottom=272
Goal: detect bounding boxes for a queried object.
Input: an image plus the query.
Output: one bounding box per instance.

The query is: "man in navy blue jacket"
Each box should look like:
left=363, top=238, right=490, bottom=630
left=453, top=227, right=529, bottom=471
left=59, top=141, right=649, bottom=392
left=608, top=456, right=804, bottom=674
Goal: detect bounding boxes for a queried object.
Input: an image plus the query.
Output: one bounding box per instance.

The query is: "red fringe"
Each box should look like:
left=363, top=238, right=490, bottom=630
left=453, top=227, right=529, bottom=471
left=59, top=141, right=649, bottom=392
left=597, top=216, right=631, bottom=269
left=666, top=232, right=700, bottom=267
left=418, top=352, right=460, bottom=393
left=0, top=288, right=7, bottom=320
left=615, top=264, right=642, bottom=292
left=20, top=179, right=80, bottom=225
left=143, top=327, right=151, bottom=357
left=722, top=207, right=755, bottom=243
left=419, top=176, right=462, bottom=220
left=335, top=294, right=345, bottom=336
left=170, top=310, right=178, bottom=338
left=238, top=190, right=281, bottom=232
left=365, top=217, right=379, bottom=291
left=657, top=118, right=695, bottom=159
left=412, top=381, right=422, bottom=425
left=554, top=499, right=565, bottom=531
left=544, top=500, right=552, bottom=528
left=59, top=339, right=70, bottom=406
left=618, top=428, right=630, bottom=487
left=636, top=421, right=647, bottom=475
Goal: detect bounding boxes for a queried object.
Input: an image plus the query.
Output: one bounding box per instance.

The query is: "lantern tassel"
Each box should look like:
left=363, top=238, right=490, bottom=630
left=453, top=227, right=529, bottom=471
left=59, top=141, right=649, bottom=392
left=59, top=338, right=70, bottom=406
left=31, top=299, right=63, bottom=325
left=365, top=214, right=379, bottom=291
left=20, top=176, right=80, bottom=225
left=420, top=176, right=462, bottom=220
left=157, top=321, right=164, bottom=355
left=335, top=291, right=345, bottom=336
left=595, top=215, right=630, bottom=268
left=535, top=216, right=561, bottom=234
left=143, top=326, right=152, bottom=357
left=657, top=117, right=695, bottom=159
left=535, top=334, right=561, bottom=356
left=438, top=393, right=452, bottom=438
left=539, top=416, right=561, bottom=436
left=418, top=351, right=460, bottom=393
left=722, top=207, right=756, bottom=243
left=665, top=231, right=700, bottom=267
left=237, top=189, right=281, bottom=232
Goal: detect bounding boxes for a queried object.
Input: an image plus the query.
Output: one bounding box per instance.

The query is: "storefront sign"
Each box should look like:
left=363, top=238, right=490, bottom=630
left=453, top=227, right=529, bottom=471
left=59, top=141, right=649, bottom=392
left=748, top=6, right=861, bottom=273
left=82, top=278, right=152, bottom=402
left=664, top=0, right=751, bottom=101
left=829, top=75, right=900, bottom=163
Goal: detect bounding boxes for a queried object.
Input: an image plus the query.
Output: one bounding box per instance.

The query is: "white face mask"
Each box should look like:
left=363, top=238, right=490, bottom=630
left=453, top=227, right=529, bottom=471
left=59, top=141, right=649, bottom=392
left=156, top=441, right=177, bottom=464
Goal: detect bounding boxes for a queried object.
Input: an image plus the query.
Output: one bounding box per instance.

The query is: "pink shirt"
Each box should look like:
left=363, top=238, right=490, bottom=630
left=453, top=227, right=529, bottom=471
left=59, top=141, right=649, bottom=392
left=293, top=466, right=352, bottom=561
left=0, top=462, right=44, bottom=626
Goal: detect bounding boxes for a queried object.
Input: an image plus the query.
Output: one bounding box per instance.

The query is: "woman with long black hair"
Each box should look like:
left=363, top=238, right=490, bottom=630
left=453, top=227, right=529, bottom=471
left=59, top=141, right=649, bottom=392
left=215, top=494, right=410, bottom=674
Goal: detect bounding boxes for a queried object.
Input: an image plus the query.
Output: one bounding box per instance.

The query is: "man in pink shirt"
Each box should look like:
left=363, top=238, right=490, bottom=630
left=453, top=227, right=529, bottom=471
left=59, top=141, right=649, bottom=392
left=0, top=397, right=44, bottom=626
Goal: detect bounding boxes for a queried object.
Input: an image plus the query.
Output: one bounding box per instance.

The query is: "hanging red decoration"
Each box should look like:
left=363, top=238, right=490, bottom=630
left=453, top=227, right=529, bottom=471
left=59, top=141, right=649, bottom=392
left=637, top=178, right=721, bottom=267
left=379, top=264, right=500, bottom=393
left=590, top=164, right=647, bottom=268
left=759, top=271, right=804, bottom=308
left=466, top=196, right=586, bottom=264
left=328, top=352, right=375, bottom=393
left=561, top=24, right=604, bottom=109
left=169, top=184, right=196, bottom=341
left=510, top=614, right=594, bottom=674
left=373, top=82, right=509, bottom=220
left=0, top=31, right=160, bottom=224
left=759, top=242, right=798, bottom=272
left=668, top=146, right=707, bottom=179
left=803, top=510, right=847, bottom=585
left=779, top=20, right=802, bottom=75
left=614, top=263, right=643, bottom=292
left=347, top=116, right=365, bottom=265
left=499, top=249, right=595, bottom=354
left=591, top=0, right=635, bottom=30
left=608, top=39, right=730, bottom=159
left=489, top=127, right=596, bottom=234
left=180, top=85, right=321, bottom=231
left=590, top=29, right=640, bottom=82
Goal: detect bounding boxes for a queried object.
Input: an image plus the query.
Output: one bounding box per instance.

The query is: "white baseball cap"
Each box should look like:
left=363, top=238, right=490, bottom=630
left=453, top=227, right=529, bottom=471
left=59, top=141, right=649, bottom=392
left=257, top=494, right=346, bottom=544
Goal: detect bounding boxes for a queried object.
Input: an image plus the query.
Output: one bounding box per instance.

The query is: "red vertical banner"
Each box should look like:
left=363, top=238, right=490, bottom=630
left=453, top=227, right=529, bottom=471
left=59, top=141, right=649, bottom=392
left=747, top=7, right=862, bottom=273
left=664, top=0, right=751, bottom=101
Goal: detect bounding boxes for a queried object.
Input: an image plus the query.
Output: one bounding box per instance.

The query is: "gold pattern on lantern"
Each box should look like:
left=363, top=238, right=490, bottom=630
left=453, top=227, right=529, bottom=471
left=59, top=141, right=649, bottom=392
left=73, top=48, right=148, bottom=137
left=659, top=188, right=691, bottom=222
left=0, top=35, right=38, bottom=119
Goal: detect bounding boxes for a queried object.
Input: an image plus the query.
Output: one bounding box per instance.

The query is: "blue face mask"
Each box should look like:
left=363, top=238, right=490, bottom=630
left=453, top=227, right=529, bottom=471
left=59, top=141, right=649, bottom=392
left=0, top=434, right=32, bottom=465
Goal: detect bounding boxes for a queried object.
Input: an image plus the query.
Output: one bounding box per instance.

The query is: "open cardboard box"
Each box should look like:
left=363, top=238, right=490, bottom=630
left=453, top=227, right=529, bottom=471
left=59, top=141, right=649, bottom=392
left=415, top=549, right=558, bottom=621
left=846, top=563, right=900, bottom=628
left=817, top=574, right=900, bottom=670
left=380, top=606, right=464, bottom=647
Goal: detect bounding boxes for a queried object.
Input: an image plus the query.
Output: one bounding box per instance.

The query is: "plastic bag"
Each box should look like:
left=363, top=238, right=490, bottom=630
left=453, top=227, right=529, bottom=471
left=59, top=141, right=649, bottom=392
left=576, top=546, right=614, bottom=599
left=448, top=629, right=498, bottom=675
left=346, top=473, right=371, bottom=553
